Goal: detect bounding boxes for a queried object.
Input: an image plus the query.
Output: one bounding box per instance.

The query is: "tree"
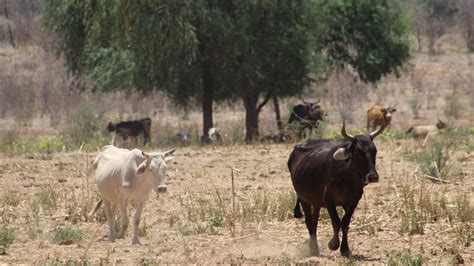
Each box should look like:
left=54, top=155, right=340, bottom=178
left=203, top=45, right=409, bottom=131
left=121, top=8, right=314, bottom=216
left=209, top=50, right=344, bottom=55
left=422, top=0, right=458, bottom=54
left=43, top=0, right=411, bottom=142
left=458, top=0, right=474, bottom=52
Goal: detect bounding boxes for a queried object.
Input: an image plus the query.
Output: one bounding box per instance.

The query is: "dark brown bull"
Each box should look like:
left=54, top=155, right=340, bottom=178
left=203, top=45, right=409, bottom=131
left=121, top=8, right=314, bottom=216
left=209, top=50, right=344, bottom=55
left=288, top=99, right=325, bottom=139
left=107, top=117, right=152, bottom=145
left=288, top=121, right=385, bottom=257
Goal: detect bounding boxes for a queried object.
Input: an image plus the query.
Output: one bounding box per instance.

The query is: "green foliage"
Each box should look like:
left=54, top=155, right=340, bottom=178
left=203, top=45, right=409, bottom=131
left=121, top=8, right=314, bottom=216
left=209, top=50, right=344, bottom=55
left=3, top=191, right=20, bottom=207
left=388, top=250, right=424, bottom=266
left=319, top=0, right=411, bottom=83
left=38, top=185, right=59, bottom=213
left=0, top=225, right=16, bottom=250
left=43, top=0, right=411, bottom=140
left=410, top=133, right=457, bottom=180
left=399, top=185, right=425, bottom=235
left=51, top=226, right=83, bottom=245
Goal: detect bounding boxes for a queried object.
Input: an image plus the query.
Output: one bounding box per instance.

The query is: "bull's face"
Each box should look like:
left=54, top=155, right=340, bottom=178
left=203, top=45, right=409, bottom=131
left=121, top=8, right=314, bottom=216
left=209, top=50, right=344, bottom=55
left=383, top=107, right=397, bottom=122
left=307, top=103, right=325, bottom=120
left=148, top=157, right=169, bottom=193
left=333, top=121, right=384, bottom=185
left=136, top=152, right=174, bottom=193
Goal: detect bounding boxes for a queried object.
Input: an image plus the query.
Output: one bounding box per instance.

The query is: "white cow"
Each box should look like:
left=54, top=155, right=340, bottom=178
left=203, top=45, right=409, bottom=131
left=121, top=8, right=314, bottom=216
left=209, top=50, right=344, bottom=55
left=90, top=145, right=174, bottom=245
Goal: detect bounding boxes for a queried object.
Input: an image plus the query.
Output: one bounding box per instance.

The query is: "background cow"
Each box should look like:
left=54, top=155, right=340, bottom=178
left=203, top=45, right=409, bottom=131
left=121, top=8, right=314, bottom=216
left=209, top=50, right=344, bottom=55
left=406, top=119, right=447, bottom=139
left=288, top=121, right=385, bottom=256
left=90, top=145, right=174, bottom=245
left=106, top=117, right=152, bottom=145
left=288, top=99, right=325, bottom=139
left=366, top=105, right=396, bottom=131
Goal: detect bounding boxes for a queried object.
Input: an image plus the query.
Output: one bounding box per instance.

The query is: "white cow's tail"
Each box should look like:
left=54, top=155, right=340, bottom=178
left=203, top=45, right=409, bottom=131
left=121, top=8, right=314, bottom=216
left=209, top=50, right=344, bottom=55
left=88, top=199, right=103, bottom=219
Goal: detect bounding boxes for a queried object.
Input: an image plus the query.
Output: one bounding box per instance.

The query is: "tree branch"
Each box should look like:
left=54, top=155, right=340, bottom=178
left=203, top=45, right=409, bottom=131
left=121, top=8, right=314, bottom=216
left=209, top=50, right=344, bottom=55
left=257, top=89, right=272, bottom=113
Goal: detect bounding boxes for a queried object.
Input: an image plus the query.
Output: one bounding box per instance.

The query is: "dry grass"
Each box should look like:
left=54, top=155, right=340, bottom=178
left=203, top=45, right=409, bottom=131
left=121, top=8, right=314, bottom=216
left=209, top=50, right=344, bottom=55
left=0, top=30, right=473, bottom=264
left=0, top=131, right=472, bottom=264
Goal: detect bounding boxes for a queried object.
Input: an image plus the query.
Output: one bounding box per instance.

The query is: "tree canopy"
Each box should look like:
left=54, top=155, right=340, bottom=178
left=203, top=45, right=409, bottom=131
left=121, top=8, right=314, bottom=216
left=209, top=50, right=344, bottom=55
left=43, top=0, right=411, bottom=142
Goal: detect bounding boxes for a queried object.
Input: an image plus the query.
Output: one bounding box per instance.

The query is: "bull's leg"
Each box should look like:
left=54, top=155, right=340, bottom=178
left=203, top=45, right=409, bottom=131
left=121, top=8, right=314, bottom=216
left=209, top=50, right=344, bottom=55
left=326, top=198, right=341, bottom=251
left=132, top=203, right=144, bottom=245
left=117, top=197, right=129, bottom=239
left=104, top=200, right=116, bottom=242
left=143, top=131, right=150, bottom=145
left=293, top=199, right=303, bottom=218
left=300, top=201, right=320, bottom=256
left=340, top=202, right=359, bottom=257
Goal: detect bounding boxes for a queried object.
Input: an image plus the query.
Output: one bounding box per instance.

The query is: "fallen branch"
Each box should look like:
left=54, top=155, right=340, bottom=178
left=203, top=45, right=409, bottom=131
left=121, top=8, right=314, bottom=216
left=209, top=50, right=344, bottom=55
left=424, top=174, right=451, bottom=184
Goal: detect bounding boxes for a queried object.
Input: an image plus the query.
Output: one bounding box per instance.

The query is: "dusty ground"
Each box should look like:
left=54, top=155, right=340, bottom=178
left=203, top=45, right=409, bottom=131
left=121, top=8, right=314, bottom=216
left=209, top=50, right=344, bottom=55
left=0, top=134, right=472, bottom=264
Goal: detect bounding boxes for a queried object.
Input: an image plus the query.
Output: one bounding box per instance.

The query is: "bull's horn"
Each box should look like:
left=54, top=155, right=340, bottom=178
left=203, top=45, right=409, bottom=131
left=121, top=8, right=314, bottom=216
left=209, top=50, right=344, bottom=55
left=141, top=150, right=150, bottom=158
left=315, top=99, right=321, bottom=104
left=369, top=123, right=386, bottom=139
left=300, top=98, right=308, bottom=104
left=341, top=120, right=354, bottom=140
left=163, top=149, right=176, bottom=157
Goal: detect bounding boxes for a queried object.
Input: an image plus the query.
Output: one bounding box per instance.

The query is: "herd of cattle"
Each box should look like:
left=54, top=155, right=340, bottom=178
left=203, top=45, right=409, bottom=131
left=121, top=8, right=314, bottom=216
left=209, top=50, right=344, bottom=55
left=105, top=101, right=448, bottom=146
left=92, top=101, right=449, bottom=256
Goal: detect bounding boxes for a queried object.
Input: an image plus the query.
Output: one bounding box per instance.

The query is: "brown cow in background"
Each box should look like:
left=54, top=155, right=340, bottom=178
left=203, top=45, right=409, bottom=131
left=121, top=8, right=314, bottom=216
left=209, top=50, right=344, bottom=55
left=366, top=105, right=396, bottom=131
left=406, top=119, right=447, bottom=139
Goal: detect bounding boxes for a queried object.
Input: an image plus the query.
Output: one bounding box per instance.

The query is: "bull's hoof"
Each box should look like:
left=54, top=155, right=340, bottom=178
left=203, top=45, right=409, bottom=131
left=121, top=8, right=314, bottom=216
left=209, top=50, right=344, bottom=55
left=340, top=250, right=351, bottom=257
left=132, top=238, right=141, bottom=245
left=294, top=209, right=303, bottom=219
left=309, top=239, right=320, bottom=256
left=117, top=232, right=125, bottom=239
left=328, top=237, right=340, bottom=251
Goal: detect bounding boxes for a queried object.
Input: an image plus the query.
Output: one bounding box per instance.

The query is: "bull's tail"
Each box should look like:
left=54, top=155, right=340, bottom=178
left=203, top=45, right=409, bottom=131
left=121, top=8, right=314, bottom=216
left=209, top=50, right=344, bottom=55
left=88, top=199, right=103, bottom=219
left=293, top=199, right=303, bottom=218
left=406, top=127, right=414, bottom=134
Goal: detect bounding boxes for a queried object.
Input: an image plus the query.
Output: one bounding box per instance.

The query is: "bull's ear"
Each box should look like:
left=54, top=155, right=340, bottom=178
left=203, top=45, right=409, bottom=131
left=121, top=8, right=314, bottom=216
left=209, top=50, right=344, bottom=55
left=136, top=162, right=147, bottom=175
left=164, top=156, right=174, bottom=162
left=333, top=148, right=350, bottom=160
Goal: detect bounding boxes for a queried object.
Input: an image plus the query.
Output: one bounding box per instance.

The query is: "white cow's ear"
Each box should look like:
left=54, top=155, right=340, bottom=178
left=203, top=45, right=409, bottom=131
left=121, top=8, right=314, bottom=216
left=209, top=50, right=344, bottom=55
left=164, top=156, right=174, bottom=162
left=136, top=162, right=147, bottom=175
left=333, top=148, right=350, bottom=160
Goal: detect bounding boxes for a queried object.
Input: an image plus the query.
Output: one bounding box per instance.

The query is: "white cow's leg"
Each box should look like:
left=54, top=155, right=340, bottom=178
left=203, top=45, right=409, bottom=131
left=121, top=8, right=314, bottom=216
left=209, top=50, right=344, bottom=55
left=117, top=196, right=128, bottom=239
left=132, top=203, right=144, bottom=245
left=104, top=200, right=116, bottom=242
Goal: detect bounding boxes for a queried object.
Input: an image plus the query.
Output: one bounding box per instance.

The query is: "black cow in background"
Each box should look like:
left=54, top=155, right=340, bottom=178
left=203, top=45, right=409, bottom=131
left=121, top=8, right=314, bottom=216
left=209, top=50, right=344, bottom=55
left=106, top=117, right=152, bottom=145
left=288, top=99, right=325, bottom=139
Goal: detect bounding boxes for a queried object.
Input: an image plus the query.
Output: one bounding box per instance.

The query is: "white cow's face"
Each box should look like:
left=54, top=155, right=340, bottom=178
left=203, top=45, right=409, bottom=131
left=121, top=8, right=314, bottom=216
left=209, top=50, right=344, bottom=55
left=149, top=156, right=171, bottom=193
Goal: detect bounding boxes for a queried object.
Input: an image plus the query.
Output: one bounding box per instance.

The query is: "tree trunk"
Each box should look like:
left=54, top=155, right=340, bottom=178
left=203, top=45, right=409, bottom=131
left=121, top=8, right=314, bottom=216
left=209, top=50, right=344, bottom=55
left=272, top=93, right=283, bottom=134
left=242, top=94, right=259, bottom=142
left=201, top=58, right=214, bottom=143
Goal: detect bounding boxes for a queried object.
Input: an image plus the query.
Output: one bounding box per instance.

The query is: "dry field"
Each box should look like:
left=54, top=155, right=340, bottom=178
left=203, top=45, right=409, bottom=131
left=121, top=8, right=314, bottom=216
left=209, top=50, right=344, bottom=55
left=0, top=132, right=473, bottom=264
left=0, top=42, right=473, bottom=264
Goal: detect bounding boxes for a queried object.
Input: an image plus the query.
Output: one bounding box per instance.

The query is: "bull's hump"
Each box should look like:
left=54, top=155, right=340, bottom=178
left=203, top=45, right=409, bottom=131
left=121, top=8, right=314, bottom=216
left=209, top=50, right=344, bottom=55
left=295, top=139, right=345, bottom=151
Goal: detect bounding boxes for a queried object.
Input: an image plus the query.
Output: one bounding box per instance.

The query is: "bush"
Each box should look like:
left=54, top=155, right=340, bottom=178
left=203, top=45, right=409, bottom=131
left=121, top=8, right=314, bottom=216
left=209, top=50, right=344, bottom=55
left=51, top=226, right=83, bottom=245
left=65, top=104, right=104, bottom=146
left=3, top=191, right=20, bottom=207
left=0, top=225, right=16, bottom=250
left=410, top=133, right=457, bottom=181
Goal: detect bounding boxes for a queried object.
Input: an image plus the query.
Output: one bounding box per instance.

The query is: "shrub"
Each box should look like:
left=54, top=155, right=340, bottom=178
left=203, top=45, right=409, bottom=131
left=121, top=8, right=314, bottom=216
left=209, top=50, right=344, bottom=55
left=410, top=133, right=457, bottom=181
left=51, top=226, right=83, bottom=245
left=388, top=251, right=423, bottom=266
left=0, top=225, right=16, bottom=250
left=65, top=104, right=104, bottom=146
